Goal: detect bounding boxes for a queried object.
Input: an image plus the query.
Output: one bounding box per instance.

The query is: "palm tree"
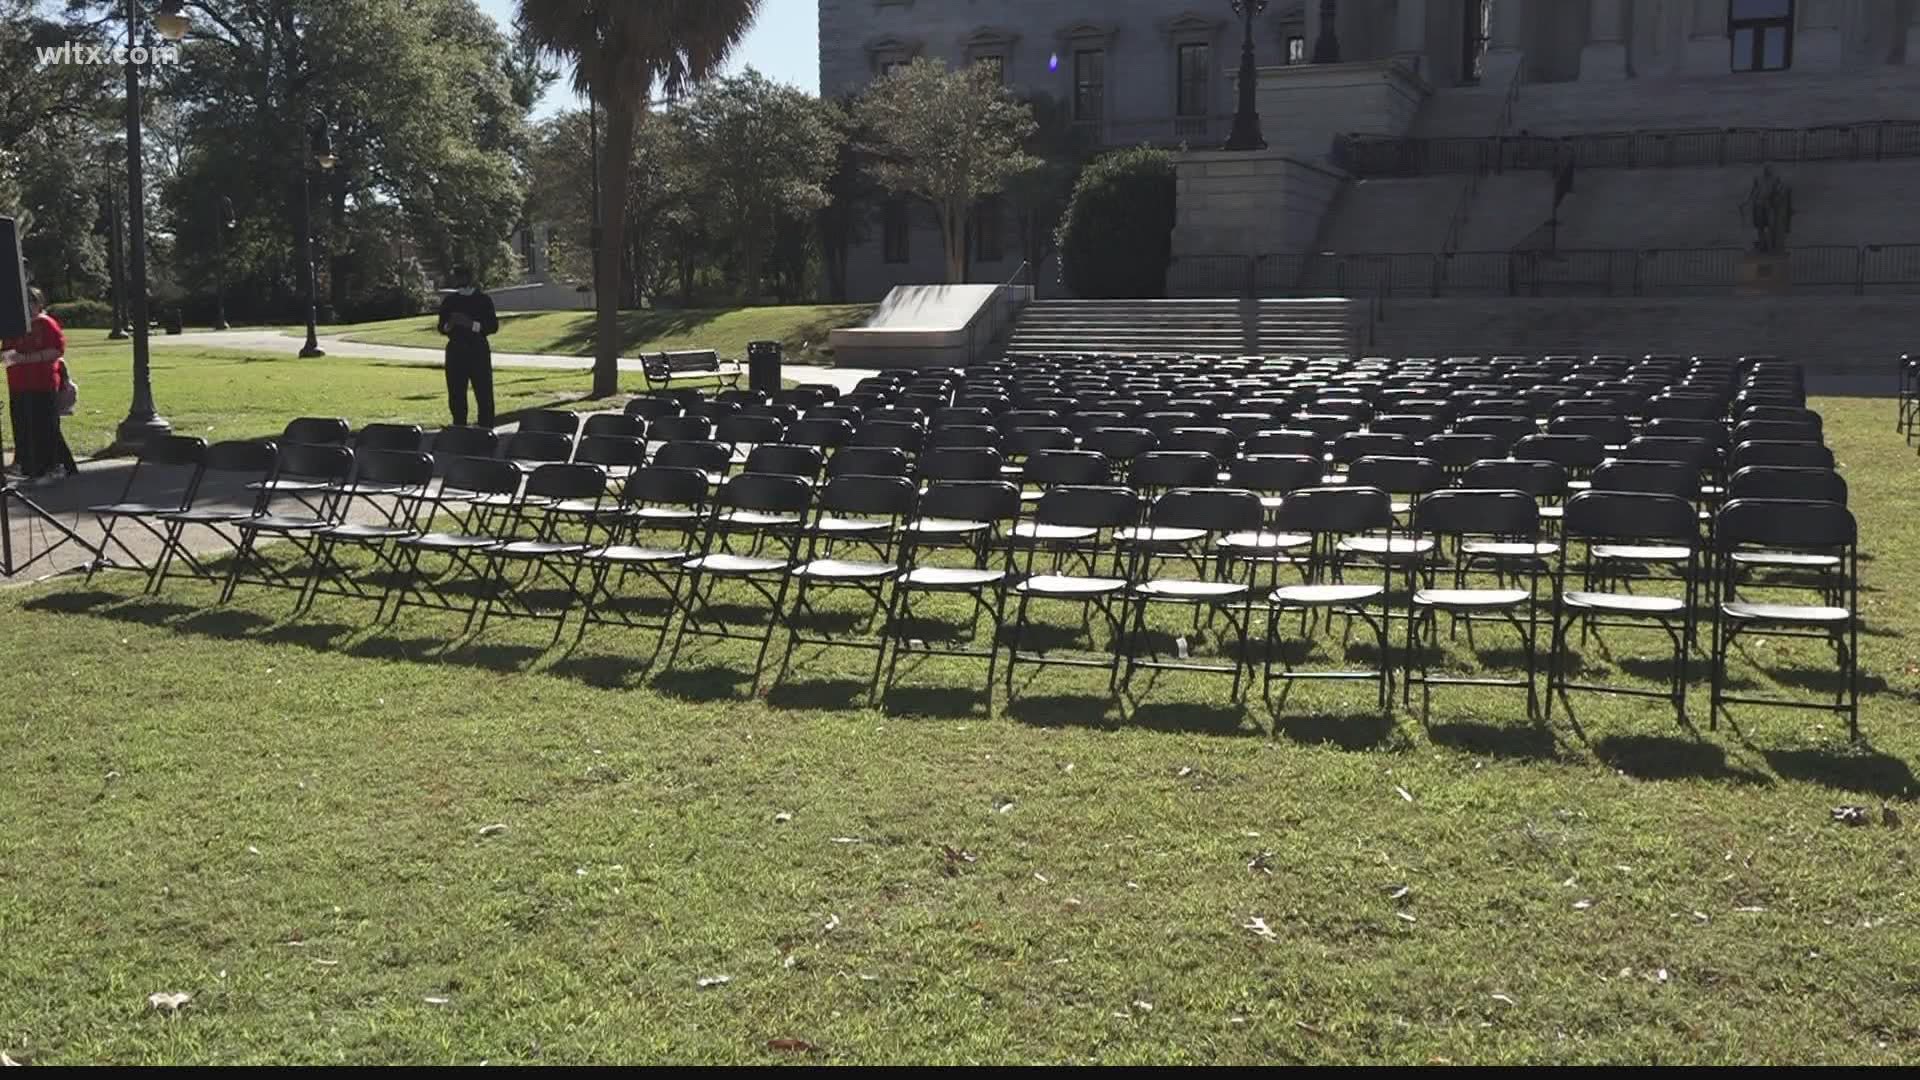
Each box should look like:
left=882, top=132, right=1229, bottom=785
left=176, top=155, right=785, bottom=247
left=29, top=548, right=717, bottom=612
left=517, top=0, right=763, bottom=397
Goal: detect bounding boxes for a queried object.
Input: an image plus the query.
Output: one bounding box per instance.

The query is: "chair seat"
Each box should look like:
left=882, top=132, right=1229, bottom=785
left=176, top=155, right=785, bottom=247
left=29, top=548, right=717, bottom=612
left=1414, top=587, right=1531, bottom=609
left=339, top=482, right=405, bottom=497
left=684, top=553, right=791, bottom=575
left=1462, top=540, right=1558, bottom=559
left=1219, top=530, right=1311, bottom=552
left=91, top=501, right=183, bottom=517
left=465, top=493, right=525, bottom=509
left=1115, top=525, right=1206, bottom=545
left=1339, top=535, right=1434, bottom=558
left=1537, top=505, right=1564, bottom=520
left=1271, top=582, right=1384, bottom=606
left=796, top=557, right=895, bottom=580
left=905, top=517, right=988, bottom=536
left=248, top=478, right=330, bottom=494
left=1013, top=522, right=1098, bottom=542
left=240, top=513, right=333, bottom=533
left=1729, top=551, right=1841, bottom=569
left=816, top=515, right=893, bottom=536
left=718, top=510, right=803, bottom=528
left=546, top=499, right=616, bottom=517
left=317, top=522, right=416, bottom=541
left=158, top=508, right=246, bottom=524
left=497, top=540, right=590, bottom=558
left=900, top=566, right=1006, bottom=588
left=1591, top=543, right=1691, bottom=562
left=1132, top=579, right=1248, bottom=600
left=1015, top=573, right=1127, bottom=597
left=1721, top=601, right=1850, bottom=624
left=1564, top=590, right=1685, bottom=615
left=584, top=544, right=686, bottom=564
left=402, top=531, right=499, bottom=551
left=634, top=507, right=701, bottom=523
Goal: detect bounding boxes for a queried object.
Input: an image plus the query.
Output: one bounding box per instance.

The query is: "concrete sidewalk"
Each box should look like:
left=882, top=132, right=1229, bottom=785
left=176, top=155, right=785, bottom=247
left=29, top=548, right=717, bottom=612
left=153, top=330, right=874, bottom=393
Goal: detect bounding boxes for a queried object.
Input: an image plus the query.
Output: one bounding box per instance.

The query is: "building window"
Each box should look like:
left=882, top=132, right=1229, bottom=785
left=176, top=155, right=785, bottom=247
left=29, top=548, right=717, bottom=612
left=882, top=201, right=909, bottom=264
left=972, top=196, right=1005, bottom=264
left=1285, top=35, right=1306, bottom=66
left=1073, top=49, right=1105, bottom=126
left=1176, top=42, right=1210, bottom=117
left=1730, top=0, right=1792, bottom=72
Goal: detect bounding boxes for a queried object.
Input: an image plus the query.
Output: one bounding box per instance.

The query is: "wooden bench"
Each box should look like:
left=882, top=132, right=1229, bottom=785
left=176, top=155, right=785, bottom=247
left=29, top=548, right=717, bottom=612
left=642, top=349, right=743, bottom=389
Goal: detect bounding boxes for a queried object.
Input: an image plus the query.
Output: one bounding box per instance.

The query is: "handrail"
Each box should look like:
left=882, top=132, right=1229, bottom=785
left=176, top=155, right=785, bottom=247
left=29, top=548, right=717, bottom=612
left=968, top=260, right=1033, bottom=364
left=1438, top=62, right=1523, bottom=256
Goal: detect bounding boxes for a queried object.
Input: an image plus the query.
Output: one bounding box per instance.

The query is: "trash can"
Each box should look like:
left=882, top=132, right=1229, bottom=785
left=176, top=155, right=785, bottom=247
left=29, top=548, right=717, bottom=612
left=748, top=339, right=783, bottom=395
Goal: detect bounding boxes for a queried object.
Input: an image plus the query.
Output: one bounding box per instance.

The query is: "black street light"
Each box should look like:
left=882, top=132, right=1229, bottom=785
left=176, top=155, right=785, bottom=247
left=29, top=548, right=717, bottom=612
left=107, top=173, right=127, bottom=340
left=1313, top=0, right=1342, bottom=64
left=213, top=195, right=234, bottom=330
left=298, top=112, right=335, bottom=359
left=1223, top=0, right=1269, bottom=152
left=114, top=0, right=186, bottom=450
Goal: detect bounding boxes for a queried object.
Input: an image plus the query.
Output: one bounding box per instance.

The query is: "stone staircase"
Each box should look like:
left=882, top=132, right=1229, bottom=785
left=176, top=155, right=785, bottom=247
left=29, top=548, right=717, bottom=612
left=1004, top=299, right=1364, bottom=357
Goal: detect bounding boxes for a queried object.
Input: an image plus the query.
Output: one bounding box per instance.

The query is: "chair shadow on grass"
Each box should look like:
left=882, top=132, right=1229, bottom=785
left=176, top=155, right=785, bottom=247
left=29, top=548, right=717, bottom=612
left=1753, top=743, right=1917, bottom=799
left=1590, top=733, right=1773, bottom=786
left=1425, top=716, right=1561, bottom=761
left=1005, top=692, right=1122, bottom=731
left=650, top=663, right=754, bottom=702
left=765, top=676, right=876, bottom=712
left=1270, top=709, right=1403, bottom=752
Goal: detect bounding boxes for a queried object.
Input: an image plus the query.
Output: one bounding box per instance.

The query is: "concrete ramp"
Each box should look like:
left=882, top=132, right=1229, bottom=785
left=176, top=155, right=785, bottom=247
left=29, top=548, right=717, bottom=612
left=828, top=284, right=1025, bottom=370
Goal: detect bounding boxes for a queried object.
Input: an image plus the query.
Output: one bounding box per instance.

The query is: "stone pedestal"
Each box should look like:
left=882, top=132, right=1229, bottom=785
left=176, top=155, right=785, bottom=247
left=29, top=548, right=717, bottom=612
left=1172, top=148, right=1345, bottom=260
left=1246, top=58, right=1429, bottom=164
left=1735, top=252, right=1791, bottom=295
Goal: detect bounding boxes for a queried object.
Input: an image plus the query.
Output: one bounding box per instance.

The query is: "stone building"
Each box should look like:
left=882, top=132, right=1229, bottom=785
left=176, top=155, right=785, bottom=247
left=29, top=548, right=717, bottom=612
left=819, top=0, right=1920, bottom=301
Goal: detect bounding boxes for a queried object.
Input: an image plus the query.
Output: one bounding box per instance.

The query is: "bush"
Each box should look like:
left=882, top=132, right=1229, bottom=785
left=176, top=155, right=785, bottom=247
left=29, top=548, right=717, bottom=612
left=1054, top=146, right=1177, bottom=299
left=47, top=298, right=114, bottom=328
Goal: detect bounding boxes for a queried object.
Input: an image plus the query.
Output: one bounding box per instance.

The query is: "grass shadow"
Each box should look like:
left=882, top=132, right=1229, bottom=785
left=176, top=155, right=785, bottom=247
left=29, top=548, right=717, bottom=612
left=1125, top=700, right=1263, bottom=737
left=651, top=664, right=754, bottom=702
left=1592, top=733, right=1773, bottom=786
left=1759, top=744, right=1918, bottom=799
left=1005, top=692, right=1121, bottom=730
left=1270, top=708, right=1402, bottom=751
left=1427, top=718, right=1563, bottom=761
left=765, top=677, right=874, bottom=712
left=881, top=684, right=988, bottom=719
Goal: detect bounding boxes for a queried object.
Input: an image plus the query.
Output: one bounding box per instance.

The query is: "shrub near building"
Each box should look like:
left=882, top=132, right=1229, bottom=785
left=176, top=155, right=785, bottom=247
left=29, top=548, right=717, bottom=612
left=1056, top=147, right=1177, bottom=299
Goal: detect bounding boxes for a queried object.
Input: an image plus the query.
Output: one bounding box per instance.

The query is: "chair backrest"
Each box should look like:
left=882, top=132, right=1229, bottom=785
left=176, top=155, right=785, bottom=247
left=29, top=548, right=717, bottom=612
left=354, top=423, right=424, bottom=453
left=784, top=417, right=856, bottom=449
left=1727, top=465, right=1847, bottom=504
left=744, top=443, right=826, bottom=481
left=1732, top=419, right=1822, bottom=445
left=137, top=434, right=210, bottom=469
left=1422, top=433, right=1503, bottom=470
left=624, top=396, right=680, bottom=421
left=207, top=439, right=279, bottom=476
left=574, top=434, right=649, bottom=470
left=916, top=479, right=1021, bottom=524
left=443, top=455, right=523, bottom=497
left=1022, top=449, right=1109, bottom=487
left=1369, top=414, right=1443, bottom=441
left=1590, top=459, right=1697, bottom=498
left=1081, top=426, right=1158, bottom=463
left=1128, top=450, right=1220, bottom=492
left=282, top=417, right=350, bottom=445
left=1729, top=439, right=1833, bottom=471
left=652, top=415, right=715, bottom=443
left=716, top=471, right=813, bottom=514
left=1562, top=490, right=1698, bottom=544
left=653, top=438, right=733, bottom=475
left=1512, top=433, right=1604, bottom=472
left=1413, top=488, right=1539, bottom=537
left=1461, top=458, right=1566, bottom=498
left=1346, top=455, right=1446, bottom=496
left=717, top=415, right=787, bottom=447
left=502, top=431, right=575, bottom=464
left=852, top=419, right=925, bottom=453
left=1271, top=484, right=1393, bottom=535
left=1148, top=487, right=1263, bottom=533
left=1034, top=485, right=1138, bottom=530
left=816, top=473, right=916, bottom=519
left=583, top=413, right=648, bottom=440
left=1332, top=431, right=1416, bottom=465
left=527, top=462, right=608, bottom=501
left=1242, top=429, right=1322, bottom=458
left=352, top=449, right=435, bottom=492
left=918, top=446, right=1005, bottom=482
left=1715, top=498, right=1855, bottom=552
left=432, top=425, right=499, bottom=460
left=519, top=410, right=580, bottom=437
left=1453, top=414, right=1534, bottom=449
left=276, top=442, right=354, bottom=484
left=1621, top=435, right=1714, bottom=471
left=622, top=465, right=709, bottom=509
left=1159, top=427, right=1239, bottom=459
left=929, top=424, right=1001, bottom=450
left=827, top=445, right=911, bottom=479
left=1229, top=453, right=1323, bottom=496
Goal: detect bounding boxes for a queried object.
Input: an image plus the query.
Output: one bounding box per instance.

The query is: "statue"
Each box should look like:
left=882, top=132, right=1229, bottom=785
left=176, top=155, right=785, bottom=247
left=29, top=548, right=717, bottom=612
left=1741, top=165, right=1793, bottom=255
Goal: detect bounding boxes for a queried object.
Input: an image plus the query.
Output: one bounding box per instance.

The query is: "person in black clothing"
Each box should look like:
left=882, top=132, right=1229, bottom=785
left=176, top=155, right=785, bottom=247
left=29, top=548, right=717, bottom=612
left=437, top=265, right=500, bottom=428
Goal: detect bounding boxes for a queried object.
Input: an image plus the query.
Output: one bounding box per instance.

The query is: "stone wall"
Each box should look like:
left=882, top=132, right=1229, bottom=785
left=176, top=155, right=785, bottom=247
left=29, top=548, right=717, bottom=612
left=1173, top=150, right=1346, bottom=258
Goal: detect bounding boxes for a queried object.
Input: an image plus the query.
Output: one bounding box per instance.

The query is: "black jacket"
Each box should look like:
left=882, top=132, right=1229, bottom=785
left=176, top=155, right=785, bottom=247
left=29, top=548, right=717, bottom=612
left=438, top=290, right=499, bottom=355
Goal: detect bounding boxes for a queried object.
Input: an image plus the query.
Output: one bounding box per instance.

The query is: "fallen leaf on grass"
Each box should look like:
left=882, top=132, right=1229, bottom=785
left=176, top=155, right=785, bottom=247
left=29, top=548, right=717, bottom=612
left=828, top=837, right=862, bottom=844
left=767, top=1037, right=816, bottom=1053
left=1573, top=899, right=1593, bottom=910
left=696, top=975, right=731, bottom=989
left=1034, top=872, right=1050, bottom=884
left=0, top=1051, right=24, bottom=1066
left=939, top=845, right=976, bottom=876
left=1248, top=851, right=1274, bottom=875
left=1388, top=885, right=1411, bottom=900
left=823, top=914, right=840, bottom=933
left=147, top=991, right=191, bottom=1013
left=1394, top=786, right=1413, bottom=803
left=477, top=823, right=508, bottom=837
left=1177, top=766, right=1193, bottom=778
left=1490, top=993, right=1516, bottom=1006
left=1243, top=916, right=1278, bottom=940
left=423, top=995, right=450, bottom=1006
left=1831, top=805, right=1871, bottom=827
left=1396, top=912, right=1417, bottom=924
left=773, top=812, right=792, bottom=824
left=1133, top=1000, right=1154, bottom=1012
left=1733, top=905, right=1767, bottom=913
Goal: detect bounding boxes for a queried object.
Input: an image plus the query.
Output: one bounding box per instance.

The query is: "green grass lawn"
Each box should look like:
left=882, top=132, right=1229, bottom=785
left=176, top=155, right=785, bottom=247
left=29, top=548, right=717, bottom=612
left=56, top=331, right=624, bottom=457
left=1, top=397, right=1916, bottom=1063
left=313, top=304, right=875, bottom=364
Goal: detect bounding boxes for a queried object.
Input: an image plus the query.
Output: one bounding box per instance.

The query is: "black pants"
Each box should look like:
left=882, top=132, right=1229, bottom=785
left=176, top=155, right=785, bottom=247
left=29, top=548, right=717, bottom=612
left=8, top=390, right=76, bottom=479
left=444, top=348, right=495, bottom=428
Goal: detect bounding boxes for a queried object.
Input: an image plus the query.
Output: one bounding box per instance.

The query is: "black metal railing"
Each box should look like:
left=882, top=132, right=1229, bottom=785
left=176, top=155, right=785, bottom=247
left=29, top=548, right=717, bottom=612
left=1166, top=243, right=1920, bottom=299
left=1335, top=120, right=1920, bottom=178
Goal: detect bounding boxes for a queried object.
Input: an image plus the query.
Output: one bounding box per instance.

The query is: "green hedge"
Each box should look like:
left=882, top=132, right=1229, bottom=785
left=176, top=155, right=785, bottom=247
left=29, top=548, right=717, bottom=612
left=47, top=299, right=115, bottom=329
left=1054, top=146, right=1177, bottom=299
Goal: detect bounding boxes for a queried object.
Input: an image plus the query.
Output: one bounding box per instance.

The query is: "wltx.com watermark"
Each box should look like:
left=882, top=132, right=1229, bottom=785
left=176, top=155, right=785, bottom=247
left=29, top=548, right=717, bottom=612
left=36, top=42, right=182, bottom=68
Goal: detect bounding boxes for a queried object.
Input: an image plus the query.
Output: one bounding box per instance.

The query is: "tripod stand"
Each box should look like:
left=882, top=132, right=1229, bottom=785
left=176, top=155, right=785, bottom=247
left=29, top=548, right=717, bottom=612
left=1, top=478, right=101, bottom=579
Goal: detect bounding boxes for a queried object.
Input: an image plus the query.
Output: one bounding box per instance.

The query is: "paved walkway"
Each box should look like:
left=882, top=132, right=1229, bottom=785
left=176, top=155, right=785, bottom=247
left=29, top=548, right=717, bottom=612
left=152, top=330, right=872, bottom=393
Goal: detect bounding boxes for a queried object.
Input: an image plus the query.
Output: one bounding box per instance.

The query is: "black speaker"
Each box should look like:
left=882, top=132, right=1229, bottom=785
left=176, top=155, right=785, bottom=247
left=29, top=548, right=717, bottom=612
left=0, top=216, right=26, bottom=339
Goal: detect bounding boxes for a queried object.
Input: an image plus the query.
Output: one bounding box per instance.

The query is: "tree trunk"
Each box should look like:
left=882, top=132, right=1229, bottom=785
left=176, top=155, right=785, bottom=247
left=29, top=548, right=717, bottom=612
left=939, top=200, right=966, bottom=285
left=592, top=93, right=635, bottom=398
left=741, top=230, right=762, bottom=306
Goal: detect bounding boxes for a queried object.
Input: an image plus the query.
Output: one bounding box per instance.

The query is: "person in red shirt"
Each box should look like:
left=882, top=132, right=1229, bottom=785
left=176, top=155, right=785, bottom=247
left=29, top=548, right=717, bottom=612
left=4, top=287, right=78, bottom=486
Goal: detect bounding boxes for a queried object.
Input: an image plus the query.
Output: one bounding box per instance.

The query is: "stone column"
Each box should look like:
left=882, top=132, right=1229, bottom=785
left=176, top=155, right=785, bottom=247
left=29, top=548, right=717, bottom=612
left=1681, top=0, right=1728, bottom=74
left=1796, top=0, right=1846, bottom=70
left=1393, top=0, right=1428, bottom=73
left=1480, top=0, right=1525, bottom=83
left=1580, top=0, right=1630, bottom=79
left=1907, top=0, right=1920, bottom=64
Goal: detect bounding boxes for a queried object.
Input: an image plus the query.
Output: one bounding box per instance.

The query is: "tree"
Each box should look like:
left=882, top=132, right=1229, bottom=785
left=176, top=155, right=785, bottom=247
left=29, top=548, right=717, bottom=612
left=677, top=70, right=839, bottom=303
left=1055, top=147, right=1177, bottom=299
left=1003, top=93, right=1094, bottom=287
left=816, top=97, right=878, bottom=303
left=855, top=58, right=1038, bottom=285
left=518, top=0, right=764, bottom=398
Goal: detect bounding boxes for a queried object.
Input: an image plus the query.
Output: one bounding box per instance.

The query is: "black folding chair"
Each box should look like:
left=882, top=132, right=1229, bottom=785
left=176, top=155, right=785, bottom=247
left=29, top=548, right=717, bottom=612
left=671, top=472, right=814, bottom=691
left=776, top=474, right=919, bottom=699
left=1404, top=489, right=1544, bottom=723
left=297, top=450, right=436, bottom=617
left=383, top=457, right=522, bottom=634
left=353, top=423, right=425, bottom=454
left=882, top=480, right=1021, bottom=713
left=220, top=442, right=356, bottom=604
left=827, top=446, right=911, bottom=480
left=625, top=396, right=681, bottom=422
left=86, top=434, right=208, bottom=581
left=583, top=413, right=648, bottom=441
left=1263, top=485, right=1396, bottom=710
left=1710, top=498, right=1859, bottom=739
left=1549, top=491, right=1698, bottom=727
left=475, top=463, right=608, bottom=644
left=1005, top=485, right=1137, bottom=696
left=1118, top=488, right=1264, bottom=703
left=148, top=440, right=279, bottom=595
left=576, top=465, right=710, bottom=651
left=519, top=409, right=581, bottom=438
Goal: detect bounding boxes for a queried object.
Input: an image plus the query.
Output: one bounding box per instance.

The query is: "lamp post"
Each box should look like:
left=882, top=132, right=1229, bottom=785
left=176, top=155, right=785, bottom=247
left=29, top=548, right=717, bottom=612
left=107, top=175, right=127, bottom=340
left=298, top=112, right=335, bottom=359
left=1313, top=0, right=1341, bottom=64
left=1223, top=0, right=1269, bottom=152
left=213, top=195, right=234, bottom=330
left=114, top=0, right=186, bottom=449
